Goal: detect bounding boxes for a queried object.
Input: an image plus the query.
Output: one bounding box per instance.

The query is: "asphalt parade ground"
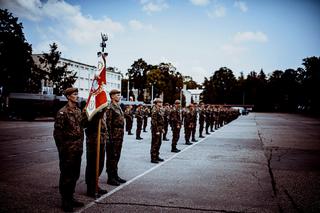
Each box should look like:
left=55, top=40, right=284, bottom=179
left=0, top=113, right=320, bottom=212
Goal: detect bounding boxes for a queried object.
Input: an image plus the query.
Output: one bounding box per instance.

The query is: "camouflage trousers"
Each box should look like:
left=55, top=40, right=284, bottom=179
left=205, top=120, right=210, bottom=133
left=143, top=117, right=148, bottom=131
left=125, top=119, right=133, bottom=132
left=106, top=139, right=123, bottom=178
left=85, top=142, right=105, bottom=190
left=171, top=127, right=180, bottom=148
left=184, top=127, right=192, bottom=142
left=56, top=140, right=83, bottom=199
left=191, top=123, right=197, bottom=140
left=136, top=120, right=143, bottom=138
left=199, top=121, right=205, bottom=136
left=150, top=131, right=162, bottom=161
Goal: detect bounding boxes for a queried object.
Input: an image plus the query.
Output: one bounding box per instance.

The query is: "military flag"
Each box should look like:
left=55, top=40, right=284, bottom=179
left=85, top=52, right=108, bottom=121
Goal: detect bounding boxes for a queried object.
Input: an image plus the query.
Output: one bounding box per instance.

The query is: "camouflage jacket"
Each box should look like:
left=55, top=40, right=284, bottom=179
left=135, top=108, right=144, bottom=122
left=151, top=106, right=164, bottom=133
left=124, top=108, right=133, bottom=121
left=106, top=102, right=124, bottom=142
left=170, top=107, right=181, bottom=129
left=83, top=111, right=107, bottom=144
left=53, top=103, right=84, bottom=151
left=199, top=108, right=206, bottom=123
left=184, top=109, right=194, bottom=128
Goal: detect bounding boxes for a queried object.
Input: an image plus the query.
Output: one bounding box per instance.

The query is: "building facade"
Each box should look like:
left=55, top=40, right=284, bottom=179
left=32, top=54, right=122, bottom=100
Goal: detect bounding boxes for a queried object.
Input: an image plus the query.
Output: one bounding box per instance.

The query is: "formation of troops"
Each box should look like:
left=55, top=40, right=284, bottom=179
left=53, top=87, right=240, bottom=212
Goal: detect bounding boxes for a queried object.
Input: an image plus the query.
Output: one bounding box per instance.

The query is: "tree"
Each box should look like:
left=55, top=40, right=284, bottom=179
left=203, top=67, right=236, bottom=104
left=146, top=63, right=183, bottom=104
left=37, top=43, right=77, bottom=95
left=184, top=76, right=200, bottom=89
left=127, top=58, right=150, bottom=101
left=301, top=56, right=320, bottom=114
left=0, top=9, right=35, bottom=94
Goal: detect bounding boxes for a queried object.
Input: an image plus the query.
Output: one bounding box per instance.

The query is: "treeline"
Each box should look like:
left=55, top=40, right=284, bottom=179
left=202, top=57, right=320, bottom=114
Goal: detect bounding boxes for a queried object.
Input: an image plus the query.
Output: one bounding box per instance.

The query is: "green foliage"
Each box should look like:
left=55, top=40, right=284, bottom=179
left=37, top=43, right=77, bottom=95
left=0, top=9, right=34, bottom=94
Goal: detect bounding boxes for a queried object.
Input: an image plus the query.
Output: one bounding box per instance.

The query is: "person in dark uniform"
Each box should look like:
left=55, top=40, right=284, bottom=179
left=184, top=104, right=194, bottom=145
left=143, top=106, right=150, bottom=132
left=135, top=104, right=144, bottom=140
left=53, top=87, right=84, bottom=212
left=162, top=103, right=170, bottom=141
left=198, top=102, right=206, bottom=138
left=170, top=100, right=182, bottom=152
left=105, top=89, right=127, bottom=186
left=83, top=110, right=108, bottom=198
left=150, top=98, right=165, bottom=163
left=124, top=105, right=134, bottom=135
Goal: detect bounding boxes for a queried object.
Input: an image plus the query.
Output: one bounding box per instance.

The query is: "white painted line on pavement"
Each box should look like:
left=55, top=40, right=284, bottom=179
left=77, top=131, right=216, bottom=213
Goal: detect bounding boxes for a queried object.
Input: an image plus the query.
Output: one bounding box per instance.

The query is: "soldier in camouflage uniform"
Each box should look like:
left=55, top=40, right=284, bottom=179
left=210, top=105, right=215, bottom=132
left=53, top=87, right=84, bottom=212
left=83, top=110, right=108, bottom=198
left=191, top=103, right=198, bottom=142
left=198, top=102, right=206, bottom=138
left=135, top=104, right=144, bottom=140
left=170, top=100, right=182, bottom=152
left=124, top=105, right=133, bottom=135
left=205, top=105, right=211, bottom=135
left=105, top=89, right=127, bottom=186
left=143, top=106, right=150, bottom=132
left=162, top=103, right=170, bottom=141
left=150, top=98, right=165, bottom=163
left=184, top=104, right=194, bottom=145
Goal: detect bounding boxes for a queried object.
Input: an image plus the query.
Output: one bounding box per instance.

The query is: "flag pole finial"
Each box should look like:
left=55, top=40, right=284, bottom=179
left=100, top=33, right=108, bottom=53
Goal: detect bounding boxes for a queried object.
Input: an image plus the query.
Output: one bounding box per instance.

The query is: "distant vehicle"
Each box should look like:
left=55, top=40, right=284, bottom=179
left=7, top=93, right=81, bottom=120
left=232, top=106, right=249, bottom=115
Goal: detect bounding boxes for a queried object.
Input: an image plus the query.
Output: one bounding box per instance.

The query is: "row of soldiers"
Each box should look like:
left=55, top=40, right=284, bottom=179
left=123, top=100, right=240, bottom=163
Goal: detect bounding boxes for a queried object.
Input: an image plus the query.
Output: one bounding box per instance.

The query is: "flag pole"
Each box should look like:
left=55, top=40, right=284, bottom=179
left=95, top=118, right=101, bottom=196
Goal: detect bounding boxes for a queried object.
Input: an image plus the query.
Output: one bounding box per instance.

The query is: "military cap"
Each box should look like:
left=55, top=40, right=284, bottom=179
left=174, top=100, right=181, bottom=104
left=109, top=89, right=121, bottom=96
left=64, top=87, right=78, bottom=97
left=153, top=98, right=163, bottom=103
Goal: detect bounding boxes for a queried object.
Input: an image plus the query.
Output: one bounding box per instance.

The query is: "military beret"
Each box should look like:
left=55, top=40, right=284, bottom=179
left=153, top=98, right=163, bottom=103
left=64, top=87, right=78, bottom=97
left=174, top=100, right=181, bottom=104
left=109, top=89, right=121, bottom=96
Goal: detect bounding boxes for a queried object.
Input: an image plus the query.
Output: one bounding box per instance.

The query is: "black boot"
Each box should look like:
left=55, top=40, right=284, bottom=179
left=62, top=198, right=74, bottom=212
left=185, top=141, right=192, bottom=145
left=191, top=138, right=198, bottom=142
left=128, top=130, right=133, bottom=135
left=199, top=135, right=205, bottom=138
left=171, top=146, right=181, bottom=153
left=107, top=177, right=120, bottom=186
left=72, top=198, right=84, bottom=207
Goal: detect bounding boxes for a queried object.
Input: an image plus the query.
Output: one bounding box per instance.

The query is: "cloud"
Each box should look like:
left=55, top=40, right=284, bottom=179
left=2, top=0, right=125, bottom=45
left=234, top=1, right=248, bottom=13
left=129, top=19, right=153, bottom=31
left=207, top=5, right=226, bottom=18
left=189, top=0, right=210, bottom=7
left=140, top=0, right=168, bottom=14
left=233, top=31, right=268, bottom=43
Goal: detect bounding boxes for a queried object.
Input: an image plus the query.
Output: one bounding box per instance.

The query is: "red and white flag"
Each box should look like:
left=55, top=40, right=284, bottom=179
left=85, top=53, right=108, bottom=121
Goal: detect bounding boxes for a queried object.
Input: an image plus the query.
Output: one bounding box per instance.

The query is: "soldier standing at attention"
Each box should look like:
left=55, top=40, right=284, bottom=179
left=191, top=103, right=198, bottom=142
left=124, top=105, right=133, bottom=135
left=184, top=104, right=194, bottom=145
left=205, top=105, right=211, bottom=135
left=143, top=106, right=150, bottom=132
left=135, top=104, right=144, bottom=140
left=83, top=110, right=108, bottom=198
left=150, top=98, right=165, bottom=163
left=162, top=103, right=170, bottom=141
left=53, top=87, right=84, bottom=212
left=170, top=100, right=182, bottom=153
left=105, top=89, right=127, bottom=186
left=198, top=102, right=206, bottom=138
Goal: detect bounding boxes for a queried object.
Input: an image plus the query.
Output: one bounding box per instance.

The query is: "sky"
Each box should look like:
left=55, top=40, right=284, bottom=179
left=1, top=0, right=320, bottom=83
